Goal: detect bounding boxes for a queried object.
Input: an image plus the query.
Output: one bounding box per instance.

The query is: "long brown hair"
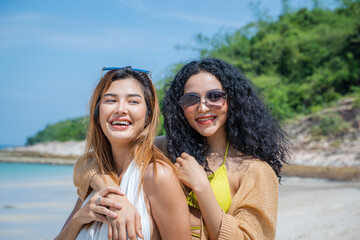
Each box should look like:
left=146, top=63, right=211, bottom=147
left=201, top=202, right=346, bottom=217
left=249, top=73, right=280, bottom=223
left=82, top=67, right=175, bottom=187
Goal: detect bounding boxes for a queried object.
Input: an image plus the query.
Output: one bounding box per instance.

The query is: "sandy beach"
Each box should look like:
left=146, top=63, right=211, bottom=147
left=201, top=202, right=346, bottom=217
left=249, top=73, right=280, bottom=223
left=0, top=162, right=359, bottom=240
left=276, top=177, right=360, bottom=240
left=1, top=141, right=360, bottom=240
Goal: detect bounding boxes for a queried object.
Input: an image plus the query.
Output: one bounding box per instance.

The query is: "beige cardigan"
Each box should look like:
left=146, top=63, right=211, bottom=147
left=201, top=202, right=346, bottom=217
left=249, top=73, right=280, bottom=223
left=73, top=157, right=278, bottom=240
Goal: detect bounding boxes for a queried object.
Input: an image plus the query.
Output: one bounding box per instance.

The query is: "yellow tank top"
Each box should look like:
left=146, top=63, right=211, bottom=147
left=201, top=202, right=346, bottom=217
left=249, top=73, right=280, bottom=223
left=186, top=142, right=232, bottom=213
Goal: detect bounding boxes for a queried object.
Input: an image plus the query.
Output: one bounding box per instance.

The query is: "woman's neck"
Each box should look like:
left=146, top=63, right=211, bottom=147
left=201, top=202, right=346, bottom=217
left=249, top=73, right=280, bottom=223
left=110, top=143, right=134, bottom=175
left=206, top=126, right=228, bottom=155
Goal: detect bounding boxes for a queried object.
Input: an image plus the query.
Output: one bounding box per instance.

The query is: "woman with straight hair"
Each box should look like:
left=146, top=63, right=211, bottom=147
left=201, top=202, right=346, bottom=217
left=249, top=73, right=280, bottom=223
left=55, top=67, right=190, bottom=240
left=73, top=58, right=290, bottom=240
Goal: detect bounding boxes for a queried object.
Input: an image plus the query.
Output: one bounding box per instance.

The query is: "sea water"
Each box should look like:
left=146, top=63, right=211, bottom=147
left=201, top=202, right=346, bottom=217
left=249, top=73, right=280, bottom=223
left=0, top=162, right=77, bottom=240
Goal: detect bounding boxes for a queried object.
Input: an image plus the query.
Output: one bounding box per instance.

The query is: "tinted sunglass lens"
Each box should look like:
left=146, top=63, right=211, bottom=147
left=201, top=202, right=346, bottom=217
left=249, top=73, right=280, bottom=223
left=180, top=95, right=199, bottom=109
left=207, top=92, right=226, bottom=102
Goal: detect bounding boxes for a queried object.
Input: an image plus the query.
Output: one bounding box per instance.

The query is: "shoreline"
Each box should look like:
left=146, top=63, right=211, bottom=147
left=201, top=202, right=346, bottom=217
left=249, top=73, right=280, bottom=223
left=282, top=164, right=360, bottom=181
left=0, top=150, right=76, bottom=165
left=2, top=150, right=360, bottom=181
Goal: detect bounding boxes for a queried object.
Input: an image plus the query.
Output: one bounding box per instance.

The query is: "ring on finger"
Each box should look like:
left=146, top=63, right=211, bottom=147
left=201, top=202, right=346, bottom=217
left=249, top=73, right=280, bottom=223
left=97, top=197, right=101, bottom=206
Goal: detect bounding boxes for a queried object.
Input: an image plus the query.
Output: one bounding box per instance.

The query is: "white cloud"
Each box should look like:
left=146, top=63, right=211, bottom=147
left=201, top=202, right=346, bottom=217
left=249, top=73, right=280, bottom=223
left=114, top=0, right=244, bottom=28
left=0, top=19, right=176, bottom=51
left=160, top=11, right=244, bottom=28
left=42, top=29, right=150, bottom=50
left=0, top=5, right=239, bottom=52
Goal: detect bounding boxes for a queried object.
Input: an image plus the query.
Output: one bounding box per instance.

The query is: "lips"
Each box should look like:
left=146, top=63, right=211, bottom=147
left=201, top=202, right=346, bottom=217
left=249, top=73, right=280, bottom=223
left=195, top=115, right=217, bottom=124
left=109, top=118, right=132, bottom=127
left=111, top=120, right=131, bottom=126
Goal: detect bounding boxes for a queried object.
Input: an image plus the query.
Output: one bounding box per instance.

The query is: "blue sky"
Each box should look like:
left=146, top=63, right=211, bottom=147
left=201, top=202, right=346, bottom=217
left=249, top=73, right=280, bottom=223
left=0, top=0, right=287, bottom=145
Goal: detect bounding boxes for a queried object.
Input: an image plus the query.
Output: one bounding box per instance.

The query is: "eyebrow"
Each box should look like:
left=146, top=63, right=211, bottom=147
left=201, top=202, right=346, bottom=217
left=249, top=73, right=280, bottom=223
left=103, top=93, right=142, bottom=98
left=207, top=89, right=222, bottom=94
left=184, top=88, right=223, bottom=95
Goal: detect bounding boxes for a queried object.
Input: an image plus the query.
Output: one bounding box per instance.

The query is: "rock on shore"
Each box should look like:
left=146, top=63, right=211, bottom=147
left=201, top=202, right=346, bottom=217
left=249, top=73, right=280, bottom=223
left=286, top=98, right=360, bottom=168
left=5, top=140, right=86, bottom=157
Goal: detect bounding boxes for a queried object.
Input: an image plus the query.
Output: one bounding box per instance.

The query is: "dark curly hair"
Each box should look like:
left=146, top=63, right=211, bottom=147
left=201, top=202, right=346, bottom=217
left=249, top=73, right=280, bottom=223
left=163, top=58, right=290, bottom=177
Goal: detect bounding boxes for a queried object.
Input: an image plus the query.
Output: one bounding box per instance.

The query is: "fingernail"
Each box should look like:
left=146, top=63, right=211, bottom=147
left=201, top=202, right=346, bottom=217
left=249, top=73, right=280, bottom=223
left=115, top=203, right=122, bottom=208
left=110, top=212, right=117, bottom=218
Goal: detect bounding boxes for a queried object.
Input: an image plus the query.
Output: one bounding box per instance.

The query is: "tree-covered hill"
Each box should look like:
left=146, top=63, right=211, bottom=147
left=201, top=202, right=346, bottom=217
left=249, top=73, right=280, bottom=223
left=183, top=0, right=360, bottom=118
left=27, top=0, right=360, bottom=145
left=26, top=117, right=88, bottom=145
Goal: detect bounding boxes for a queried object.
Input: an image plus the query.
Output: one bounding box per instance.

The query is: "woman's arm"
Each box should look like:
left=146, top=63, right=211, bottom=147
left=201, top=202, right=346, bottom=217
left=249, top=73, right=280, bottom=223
left=92, top=174, right=145, bottom=239
left=177, top=155, right=279, bottom=240
left=54, top=198, right=84, bottom=240
left=72, top=137, right=169, bottom=239
left=55, top=187, right=123, bottom=240
left=144, top=162, right=191, bottom=240
left=73, top=157, right=99, bottom=201
left=73, top=157, right=144, bottom=239
left=175, top=153, right=222, bottom=239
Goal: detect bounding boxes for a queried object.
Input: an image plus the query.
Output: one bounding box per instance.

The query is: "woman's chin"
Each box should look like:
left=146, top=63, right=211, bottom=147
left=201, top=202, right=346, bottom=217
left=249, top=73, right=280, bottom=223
left=196, top=128, right=218, bottom=137
left=107, top=135, right=135, bottom=145
left=194, top=124, right=227, bottom=139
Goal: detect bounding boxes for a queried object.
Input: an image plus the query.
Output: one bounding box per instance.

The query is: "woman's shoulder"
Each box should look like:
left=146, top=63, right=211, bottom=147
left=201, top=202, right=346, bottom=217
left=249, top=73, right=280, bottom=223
left=242, top=159, right=278, bottom=188
left=248, top=159, right=275, bottom=172
left=143, top=160, right=181, bottom=201
left=230, top=159, right=278, bottom=203
left=144, top=160, right=176, bottom=184
left=241, top=158, right=277, bottom=179
left=231, top=155, right=275, bottom=175
left=74, top=153, right=97, bottom=172
left=231, top=157, right=278, bottom=189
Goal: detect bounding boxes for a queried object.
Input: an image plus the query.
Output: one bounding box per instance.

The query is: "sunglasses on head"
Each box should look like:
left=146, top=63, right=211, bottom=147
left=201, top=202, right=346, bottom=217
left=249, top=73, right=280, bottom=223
left=100, top=66, right=151, bottom=79
left=179, top=90, right=227, bottom=110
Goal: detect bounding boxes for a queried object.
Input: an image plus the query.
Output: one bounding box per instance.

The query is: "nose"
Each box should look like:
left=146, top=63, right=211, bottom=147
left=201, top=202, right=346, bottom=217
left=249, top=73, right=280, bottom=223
left=197, top=97, right=209, bottom=113
left=116, top=101, right=128, bottom=115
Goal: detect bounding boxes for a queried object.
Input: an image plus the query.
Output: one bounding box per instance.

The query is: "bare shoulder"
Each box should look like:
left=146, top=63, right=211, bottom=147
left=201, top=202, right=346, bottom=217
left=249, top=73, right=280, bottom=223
left=142, top=160, right=190, bottom=239
left=144, top=160, right=177, bottom=188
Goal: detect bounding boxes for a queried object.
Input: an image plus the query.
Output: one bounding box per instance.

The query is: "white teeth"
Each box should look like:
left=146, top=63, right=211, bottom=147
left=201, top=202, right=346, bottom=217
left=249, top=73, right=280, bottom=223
left=112, top=120, right=130, bottom=126
left=197, top=117, right=215, bottom=121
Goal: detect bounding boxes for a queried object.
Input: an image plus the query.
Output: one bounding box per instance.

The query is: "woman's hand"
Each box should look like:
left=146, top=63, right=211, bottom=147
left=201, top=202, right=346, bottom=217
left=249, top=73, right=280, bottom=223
left=177, top=153, right=224, bottom=240
left=73, top=186, right=123, bottom=225
left=175, top=152, right=208, bottom=191
left=106, top=193, right=144, bottom=240
left=88, top=174, right=143, bottom=240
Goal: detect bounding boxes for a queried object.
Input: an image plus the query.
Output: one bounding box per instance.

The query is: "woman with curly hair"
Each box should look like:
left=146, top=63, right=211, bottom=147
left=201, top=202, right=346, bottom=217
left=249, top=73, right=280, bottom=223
left=55, top=67, right=190, bottom=240
left=73, top=58, right=290, bottom=239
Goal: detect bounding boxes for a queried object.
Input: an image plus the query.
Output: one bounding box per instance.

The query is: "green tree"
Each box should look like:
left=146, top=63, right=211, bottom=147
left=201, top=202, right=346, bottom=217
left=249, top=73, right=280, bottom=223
left=26, top=117, right=88, bottom=145
left=191, top=0, right=360, bottom=118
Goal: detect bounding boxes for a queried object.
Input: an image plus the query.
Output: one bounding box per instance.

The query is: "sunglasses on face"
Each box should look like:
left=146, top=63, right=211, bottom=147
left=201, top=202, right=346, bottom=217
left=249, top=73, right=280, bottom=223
left=179, top=91, right=227, bottom=110
left=100, top=67, right=151, bottom=79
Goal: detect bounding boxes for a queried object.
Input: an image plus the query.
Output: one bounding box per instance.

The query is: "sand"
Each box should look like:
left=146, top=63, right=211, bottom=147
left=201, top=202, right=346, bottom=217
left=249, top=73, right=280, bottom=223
left=1, top=175, right=359, bottom=240
left=276, top=177, right=360, bottom=240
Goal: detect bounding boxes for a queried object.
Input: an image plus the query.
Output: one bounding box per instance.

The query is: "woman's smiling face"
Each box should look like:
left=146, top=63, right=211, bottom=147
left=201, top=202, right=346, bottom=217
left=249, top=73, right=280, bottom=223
left=99, top=78, right=147, bottom=145
left=182, top=71, right=228, bottom=139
